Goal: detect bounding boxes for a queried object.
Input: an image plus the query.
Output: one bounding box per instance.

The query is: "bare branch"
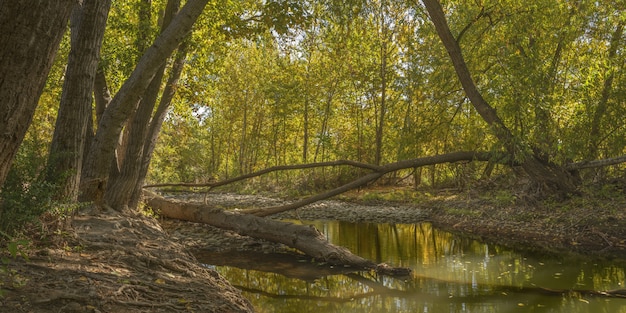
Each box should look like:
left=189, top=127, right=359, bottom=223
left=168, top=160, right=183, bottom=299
left=244, top=172, right=385, bottom=216
left=566, top=154, right=626, bottom=170
left=143, top=160, right=382, bottom=189
left=243, top=151, right=494, bottom=216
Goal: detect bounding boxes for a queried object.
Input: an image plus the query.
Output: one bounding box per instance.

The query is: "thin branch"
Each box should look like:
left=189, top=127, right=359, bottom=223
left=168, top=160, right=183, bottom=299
left=566, top=154, right=626, bottom=170
left=243, top=151, right=494, bottom=217
left=144, top=160, right=381, bottom=188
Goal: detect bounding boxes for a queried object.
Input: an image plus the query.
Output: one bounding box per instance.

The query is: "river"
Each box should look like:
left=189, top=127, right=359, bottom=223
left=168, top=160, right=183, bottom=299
left=195, top=220, right=626, bottom=312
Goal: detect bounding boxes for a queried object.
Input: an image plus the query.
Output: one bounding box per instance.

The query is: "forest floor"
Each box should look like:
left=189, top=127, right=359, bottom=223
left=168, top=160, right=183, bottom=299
left=1, top=180, right=626, bottom=312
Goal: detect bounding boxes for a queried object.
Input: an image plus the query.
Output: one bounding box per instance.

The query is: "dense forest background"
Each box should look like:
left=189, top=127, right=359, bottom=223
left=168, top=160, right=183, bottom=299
left=2, top=0, right=625, bottom=232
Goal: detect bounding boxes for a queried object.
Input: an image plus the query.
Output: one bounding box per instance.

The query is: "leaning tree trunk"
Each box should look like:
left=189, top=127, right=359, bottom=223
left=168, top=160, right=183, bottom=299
left=105, top=0, right=182, bottom=211
left=79, top=0, right=209, bottom=204
left=144, top=190, right=411, bottom=276
left=130, top=40, right=189, bottom=209
left=421, top=0, right=578, bottom=195
left=0, top=0, right=74, bottom=189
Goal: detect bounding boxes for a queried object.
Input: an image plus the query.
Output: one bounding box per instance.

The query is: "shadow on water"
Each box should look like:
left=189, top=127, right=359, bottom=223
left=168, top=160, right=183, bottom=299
left=195, top=249, right=356, bottom=281
left=196, top=221, right=626, bottom=313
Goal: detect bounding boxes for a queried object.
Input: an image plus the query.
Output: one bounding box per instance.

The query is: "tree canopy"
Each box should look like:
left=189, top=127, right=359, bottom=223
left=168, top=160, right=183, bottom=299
left=151, top=0, right=626, bottom=187
left=1, top=0, right=625, bottom=224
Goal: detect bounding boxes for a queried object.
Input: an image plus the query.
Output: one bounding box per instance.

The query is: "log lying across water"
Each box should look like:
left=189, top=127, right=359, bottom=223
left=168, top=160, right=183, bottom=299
left=144, top=190, right=411, bottom=276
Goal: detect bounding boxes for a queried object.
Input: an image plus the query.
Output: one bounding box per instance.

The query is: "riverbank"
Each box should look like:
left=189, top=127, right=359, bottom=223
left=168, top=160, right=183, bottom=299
left=161, top=184, right=626, bottom=261
left=1, top=184, right=625, bottom=312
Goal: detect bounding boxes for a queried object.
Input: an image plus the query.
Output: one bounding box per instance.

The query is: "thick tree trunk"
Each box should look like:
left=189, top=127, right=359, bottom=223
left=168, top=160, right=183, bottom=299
left=79, top=0, right=209, bottom=204
left=46, top=0, right=111, bottom=201
left=0, top=0, right=74, bottom=189
left=421, top=0, right=578, bottom=195
left=144, top=190, right=411, bottom=276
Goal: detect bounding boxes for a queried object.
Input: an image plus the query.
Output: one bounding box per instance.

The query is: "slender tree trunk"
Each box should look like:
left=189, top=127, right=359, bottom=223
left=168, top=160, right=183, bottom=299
left=46, top=0, right=111, bottom=201
left=0, top=0, right=74, bottom=189
left=421, top=0, right=577, bottom=194
left=374, top=0, right=389, bottom=166
left=105, top=0, right=181, bottom=210
left=303, top=96, right=310, bottom=163
left=239, top=99, right=248, bottom=174
left=313, top=80, right=337, bottom=162
left=79, top=0, right=209, bottom=204
left=129, top=41, right=188, bottom=209
left=587, top=21, right=623, bottom=160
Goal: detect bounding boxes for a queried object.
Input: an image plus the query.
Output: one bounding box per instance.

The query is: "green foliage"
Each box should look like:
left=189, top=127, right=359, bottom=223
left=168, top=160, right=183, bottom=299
left=0, top=175, right=59, bottom=236
left=483, top=190, right=517, bottom=206
left=16, top=0, right=626, bottom=196
left=0, top=130, right=64, bottom=235
left=0, top=231, right=29, bottom=261
left=359, top=188, right=426, bottom=204
left=0, top=229, right=30, bottom=298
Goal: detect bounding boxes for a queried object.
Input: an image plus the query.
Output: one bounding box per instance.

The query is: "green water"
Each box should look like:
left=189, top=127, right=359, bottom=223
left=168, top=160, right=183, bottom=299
left=197, top=221, right=626, bottom=313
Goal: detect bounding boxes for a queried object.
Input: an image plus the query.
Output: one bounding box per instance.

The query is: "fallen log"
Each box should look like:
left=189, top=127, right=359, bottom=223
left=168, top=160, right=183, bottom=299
left=144, top=190, right=411, bottom=276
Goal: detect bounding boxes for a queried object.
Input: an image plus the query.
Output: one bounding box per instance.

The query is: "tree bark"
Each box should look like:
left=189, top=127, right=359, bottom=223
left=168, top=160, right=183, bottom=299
left=375, top=8, right=389, bottom=166
left=144, top=190, right=411, bottom=276
left=421, top=0, right=578, bottom=195
left=93, top=66, right=112, bottom=127
left=130, top=39, right=189, bottom=209
left=46, top=0, right=112, bottom=201
left=105, top=0, right=182, bottom=211
left=79, top=0, right=209, bottom=204
left=0, top=0, right=74, bottom=189
left=566, top=154, right=626, bottom=171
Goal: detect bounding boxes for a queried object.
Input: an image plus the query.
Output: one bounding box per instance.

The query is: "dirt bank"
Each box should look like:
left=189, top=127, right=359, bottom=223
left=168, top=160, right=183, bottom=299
left=0, top=206, right=254, bottom=313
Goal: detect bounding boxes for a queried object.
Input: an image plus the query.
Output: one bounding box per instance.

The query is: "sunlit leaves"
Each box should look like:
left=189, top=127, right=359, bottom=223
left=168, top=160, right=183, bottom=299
left=142, top=0, right=626, bottom=183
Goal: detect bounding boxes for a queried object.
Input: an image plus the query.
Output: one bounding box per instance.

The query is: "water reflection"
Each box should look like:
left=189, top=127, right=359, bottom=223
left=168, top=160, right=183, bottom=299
left=197, top=221, right=626, bottom=313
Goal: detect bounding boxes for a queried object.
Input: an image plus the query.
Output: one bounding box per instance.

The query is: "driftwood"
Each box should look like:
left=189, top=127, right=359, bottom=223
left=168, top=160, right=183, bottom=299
left=144, top=190, right=411, bottom=276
